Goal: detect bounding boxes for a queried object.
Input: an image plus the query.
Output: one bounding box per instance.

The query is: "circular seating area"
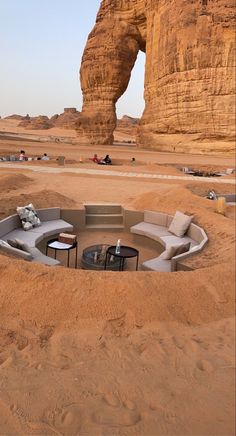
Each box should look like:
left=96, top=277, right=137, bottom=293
left=0, top=205, right=208, bottom=272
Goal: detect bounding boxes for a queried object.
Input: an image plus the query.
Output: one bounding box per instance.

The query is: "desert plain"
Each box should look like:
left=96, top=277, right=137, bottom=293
left=0, top=118, right=235, bottom=435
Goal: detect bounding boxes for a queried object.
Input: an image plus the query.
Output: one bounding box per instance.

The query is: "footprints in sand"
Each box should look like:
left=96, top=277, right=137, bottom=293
left=0, top=327, right=28, bottom=351
left=196, top=359, right=214, bottom=373
left=0, top=323, right=55, bottom=371
left=44, top=395, right=141, bottom=435
left=44, top=405, right=82, bottom=436
left=93, top=393, right=141, bottom=427
left=93, top=406, right=141, bottom=427
left=103, top=311, right=136, bottom=338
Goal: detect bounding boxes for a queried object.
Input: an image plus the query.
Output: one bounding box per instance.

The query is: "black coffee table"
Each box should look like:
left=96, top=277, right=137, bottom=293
left=104, top=245, right=139, bottom=271
left=46, top=238, right=78, bottom=268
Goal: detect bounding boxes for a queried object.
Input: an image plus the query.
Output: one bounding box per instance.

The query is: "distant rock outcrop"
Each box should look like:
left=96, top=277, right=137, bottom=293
left=52, top=108, right=80, bottom=129
left=17, top=108, right=81, bottom=130
left=19, top=115, right=52, bottom=130
left=78, top=0, right=235, bottom=151
left=116, top=115, right=139, bottom=139
left=117, top=115, right=139, bottom=128
left=5, top=114, right=30, bottom=121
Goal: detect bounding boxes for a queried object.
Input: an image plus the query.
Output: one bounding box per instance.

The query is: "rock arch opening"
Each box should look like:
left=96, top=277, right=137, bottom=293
left=116, top=50, right=145, bottom=121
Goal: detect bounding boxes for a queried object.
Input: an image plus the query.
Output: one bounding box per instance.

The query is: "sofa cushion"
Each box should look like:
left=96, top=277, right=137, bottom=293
left=141, top=258, right=171, bottom=272
left=159, top=242, right=191, bottom=260
left=161, top=235, right=197, bottom=249
left=131, top=222, right=172, bottom=242
left=29, top=247, right=61, bottom=266
left=17, top=203, right=41, bottom=231
left=2, top=229, right=42, bottom=247
left=159, top=246, right=179, bottom=260
left=8, top=238, right=33, bottom=255
left=168, top=211, right=193, bottom=237
left=31, top=220, right=73, bottom=236
left=174, top=242, right=191, bottom=256
left=0, top=239, right=33, bottom=260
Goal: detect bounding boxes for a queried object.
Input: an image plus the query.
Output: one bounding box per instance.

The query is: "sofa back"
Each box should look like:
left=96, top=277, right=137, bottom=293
left=36, top=207, right=60, bottom=221
left=144, top=211, right=168, bottom=226
left=187, top=223, right=205, bottom=244
left=0, top=214, right=21, bottom=238
left=0, top=208, right=61, bottom=238
left=144, top=210, right=175, bottom=228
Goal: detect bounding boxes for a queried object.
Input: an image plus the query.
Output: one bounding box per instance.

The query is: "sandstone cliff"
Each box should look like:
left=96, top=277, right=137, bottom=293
left=78, top=0, right=235, bottom=152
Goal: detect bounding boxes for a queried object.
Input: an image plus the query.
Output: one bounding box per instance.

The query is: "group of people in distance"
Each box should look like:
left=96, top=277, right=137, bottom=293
left=19, top=150, right=49, bottom=161
left=90, top=154, right=112, bottom=165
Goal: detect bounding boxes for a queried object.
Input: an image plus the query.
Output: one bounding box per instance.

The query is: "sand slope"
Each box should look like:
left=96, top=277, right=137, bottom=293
left=0, top=135, right=235, bottom=435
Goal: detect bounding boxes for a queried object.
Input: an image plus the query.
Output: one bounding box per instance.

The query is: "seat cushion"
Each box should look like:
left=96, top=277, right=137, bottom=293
left=131, top=222, right=172, bottom=242
left=2, top=229, right=43, bottom=247
left=141, top=258, right=171, bottom=272
left=160, top=235, right=197, bottom=249
left=31, top=220, right=73, bottom=237
left=29, top=248, right=61, bottom=266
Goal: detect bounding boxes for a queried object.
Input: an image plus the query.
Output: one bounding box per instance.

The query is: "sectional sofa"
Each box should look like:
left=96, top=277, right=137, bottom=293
left=130, top=211, right=208, bottom=272
left=0, top=208, right=73, bottom=265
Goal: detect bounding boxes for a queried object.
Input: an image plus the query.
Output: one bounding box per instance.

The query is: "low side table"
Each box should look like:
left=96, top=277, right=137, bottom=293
left=46, top=238, right=78, bottom=268
left=104, top=245, right=139, bottom=271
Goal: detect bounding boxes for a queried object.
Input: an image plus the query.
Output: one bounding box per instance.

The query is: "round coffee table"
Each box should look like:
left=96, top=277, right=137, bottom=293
left=104, top=245, right=139, bottom=271
left=46, top=238, right=78, bottom=268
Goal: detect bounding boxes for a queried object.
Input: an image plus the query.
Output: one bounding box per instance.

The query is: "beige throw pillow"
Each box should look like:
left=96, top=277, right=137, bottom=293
left=159, top=246, right=179, bottom=260
left=159, top=242, right=191, bottom=260
left=174, top=242, right=191, bottom=256
left=168, top=211, right=193, bottom=237
left=8, top=238, right=32, bottom=254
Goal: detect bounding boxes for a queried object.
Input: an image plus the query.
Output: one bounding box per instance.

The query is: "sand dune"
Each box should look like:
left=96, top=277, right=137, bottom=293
left=0, top=130, right=235, bottom=435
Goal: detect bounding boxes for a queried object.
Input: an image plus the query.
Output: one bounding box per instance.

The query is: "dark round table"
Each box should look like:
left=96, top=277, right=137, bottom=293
left=46, top=238, right=78, bottom=268
left=104, top=245, right=139, bottom=271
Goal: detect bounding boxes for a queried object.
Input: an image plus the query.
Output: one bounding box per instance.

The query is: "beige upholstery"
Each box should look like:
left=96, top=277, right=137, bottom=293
left=130, top=222, right=171, bottom=244
left=0, top=240, right=33, bottom=261
left=141, top=258, right=172, bottom=272
left=144, top=211, right=168, bottom=227
left=161, top=235, right=197, bottom=249
left=168, top=211, right=193, bottom=237
left=130, top=210, right=208, bottom=272
left=187, top=223, right=204, bottom=242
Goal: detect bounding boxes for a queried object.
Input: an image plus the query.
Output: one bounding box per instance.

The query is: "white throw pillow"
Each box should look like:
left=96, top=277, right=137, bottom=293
left=168, top=211, right=193, bottom=237
left=16, top=203, right=41, bottom=231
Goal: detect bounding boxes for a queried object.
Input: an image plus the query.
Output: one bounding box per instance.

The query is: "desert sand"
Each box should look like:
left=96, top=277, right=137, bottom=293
left=0, top=119, right=235, bottom=435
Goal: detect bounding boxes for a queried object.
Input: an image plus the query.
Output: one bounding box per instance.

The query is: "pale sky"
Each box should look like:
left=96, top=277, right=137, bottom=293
left=0, top=0, right=145, bottom=119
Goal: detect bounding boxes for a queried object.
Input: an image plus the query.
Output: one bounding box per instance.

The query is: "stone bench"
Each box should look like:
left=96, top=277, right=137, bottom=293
left=130, top=211, right=208, bottom=272
left=0, top=208, right=73, bottom=266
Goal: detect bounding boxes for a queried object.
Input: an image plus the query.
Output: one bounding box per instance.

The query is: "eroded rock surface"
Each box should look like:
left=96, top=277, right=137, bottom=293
left=78, top=0, right=235, bottom=151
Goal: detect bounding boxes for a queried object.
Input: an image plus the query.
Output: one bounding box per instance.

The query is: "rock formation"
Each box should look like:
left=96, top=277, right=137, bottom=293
left=78, top=0, right=235, bottom=151
left=52, top=108, right=81, bottom=128
left=5, top=114, right=30, bottom=121
left=17, top=109, right=81, bottom=130
left=19, top=115, right=52, bottom=130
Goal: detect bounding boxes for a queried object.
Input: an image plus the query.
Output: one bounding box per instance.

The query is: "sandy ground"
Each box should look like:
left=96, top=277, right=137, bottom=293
left=0, top=121, right=235, bottom=436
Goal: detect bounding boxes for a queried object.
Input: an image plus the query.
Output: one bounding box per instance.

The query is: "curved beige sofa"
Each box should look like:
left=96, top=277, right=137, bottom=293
left=0, top=208, right=73, bottom=266
left=130, top=211, right=208, bottom=272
